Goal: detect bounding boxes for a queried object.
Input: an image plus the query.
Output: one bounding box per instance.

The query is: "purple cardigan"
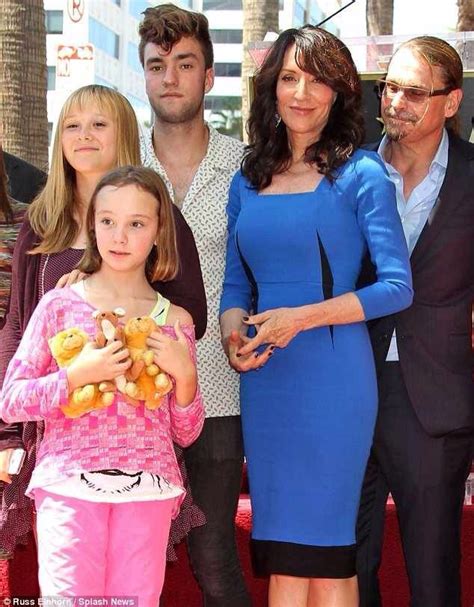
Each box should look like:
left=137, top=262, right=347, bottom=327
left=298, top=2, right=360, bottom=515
left=0, top=207, right=206, bottom=551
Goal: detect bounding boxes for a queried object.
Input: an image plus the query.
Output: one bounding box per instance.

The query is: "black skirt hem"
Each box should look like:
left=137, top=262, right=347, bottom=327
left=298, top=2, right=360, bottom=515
left=251, top=538, right=356, bottom=579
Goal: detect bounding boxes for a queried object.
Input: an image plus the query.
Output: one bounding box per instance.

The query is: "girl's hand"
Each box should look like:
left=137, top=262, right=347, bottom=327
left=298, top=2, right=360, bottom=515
left=67, top=340, right=131, bottom=392
left=56, top=269, right=87, bottom=288
left=226, top=330, right=274, bottom=373
left=238, top=307, right=301, bottom=355
left=146, top=321, right=195, bottom=384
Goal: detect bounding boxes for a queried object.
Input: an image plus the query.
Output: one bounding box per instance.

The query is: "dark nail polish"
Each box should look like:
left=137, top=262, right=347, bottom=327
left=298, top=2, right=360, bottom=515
left=269, top=345, right=275, bottom=351
left=254, top=353, right=259, bottom=358
left=236, top=353, right=242, bottom=358
left=268, top=351, right=273, bottom=356
left=243, top=316, right=249, bottom=321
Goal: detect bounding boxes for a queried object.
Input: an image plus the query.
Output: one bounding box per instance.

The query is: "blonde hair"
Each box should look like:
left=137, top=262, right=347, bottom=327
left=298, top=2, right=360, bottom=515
left=28, top=85, right=141, bottom=254
left=79, top=166, right=178, bottom=282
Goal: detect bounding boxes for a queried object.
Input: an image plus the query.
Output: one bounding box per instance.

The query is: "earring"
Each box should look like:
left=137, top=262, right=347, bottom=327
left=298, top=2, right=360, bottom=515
left=275, top=113, right=282, bottom=128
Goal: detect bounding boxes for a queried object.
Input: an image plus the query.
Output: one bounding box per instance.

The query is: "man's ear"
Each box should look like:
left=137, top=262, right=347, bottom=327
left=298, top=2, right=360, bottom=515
left=444, top=88, right=463, bottom=118
left=204, top=67, right=215, bottom=94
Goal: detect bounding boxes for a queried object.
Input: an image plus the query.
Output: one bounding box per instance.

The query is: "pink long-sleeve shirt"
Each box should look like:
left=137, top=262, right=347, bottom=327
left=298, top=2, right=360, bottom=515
left=0, top=287, right=204, bottom=505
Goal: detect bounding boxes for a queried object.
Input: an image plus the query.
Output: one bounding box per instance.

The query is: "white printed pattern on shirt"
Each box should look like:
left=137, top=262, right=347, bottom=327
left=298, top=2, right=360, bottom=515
left=140, top=125, right=244, bottom=418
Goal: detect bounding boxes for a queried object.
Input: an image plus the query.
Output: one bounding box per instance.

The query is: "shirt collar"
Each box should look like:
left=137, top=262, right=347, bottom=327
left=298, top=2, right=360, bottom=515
left=145, top=122, right=236, bottom=171
left=377, top=128, right=449, bottom=175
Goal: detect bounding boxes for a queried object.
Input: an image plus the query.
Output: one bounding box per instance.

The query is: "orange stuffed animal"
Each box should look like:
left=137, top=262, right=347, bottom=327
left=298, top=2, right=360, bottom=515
left=123, top=316, right=173, bottom=410
left=49, top=328, right=115, bottom=418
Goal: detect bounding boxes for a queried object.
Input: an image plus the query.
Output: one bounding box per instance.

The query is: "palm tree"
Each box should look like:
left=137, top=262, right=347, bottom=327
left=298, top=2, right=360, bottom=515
left=366, top=0, right=394, bottom=35
left=0, top=0, right=48, bottom=170
left=456, top=0, right=474, bottom=31
left=366, top=0, right=394, bottom=72
left=241, top=0, right=279, bottom=141
left=456, top=0, right=474, bottom=72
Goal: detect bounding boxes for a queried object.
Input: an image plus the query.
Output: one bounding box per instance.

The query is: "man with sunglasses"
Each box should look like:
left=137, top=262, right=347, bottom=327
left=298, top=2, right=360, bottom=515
left=357, top=36, right=474, bottom=607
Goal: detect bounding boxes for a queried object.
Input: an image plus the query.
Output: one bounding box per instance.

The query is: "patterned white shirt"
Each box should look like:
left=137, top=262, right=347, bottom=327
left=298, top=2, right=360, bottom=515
left=140, top=125, right=244, bottom=418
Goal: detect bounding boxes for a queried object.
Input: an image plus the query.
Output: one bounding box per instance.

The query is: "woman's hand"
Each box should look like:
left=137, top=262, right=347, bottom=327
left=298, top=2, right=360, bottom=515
left=67, top=340, right=131, bottom=392
left=238, top=307, right=302, bottom=355
left=226, top=330, right=274, bottom=372
left=0, top=449, right=14, bottom=484
left=56, top=269, right=87, bottom=288
left=146, top=321, right=195, bottom=384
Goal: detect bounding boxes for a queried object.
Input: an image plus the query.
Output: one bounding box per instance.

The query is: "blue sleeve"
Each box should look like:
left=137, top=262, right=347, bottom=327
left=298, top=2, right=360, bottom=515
left=354, top=154, right=413, bottom=320
left=219, top=172, right=253, bottom=314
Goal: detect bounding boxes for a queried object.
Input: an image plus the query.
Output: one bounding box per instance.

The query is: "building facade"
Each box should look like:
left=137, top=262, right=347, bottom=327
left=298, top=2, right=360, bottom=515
left=44, top=0, right=339, bottom=143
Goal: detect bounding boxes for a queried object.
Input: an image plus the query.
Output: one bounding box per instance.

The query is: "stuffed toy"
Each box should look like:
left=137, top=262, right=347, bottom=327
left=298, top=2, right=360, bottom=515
left=48, top=328, right=115, bottom=418
left=123, top=316, right=173, bottom=410
left=93, top=308, right=129, bottom=393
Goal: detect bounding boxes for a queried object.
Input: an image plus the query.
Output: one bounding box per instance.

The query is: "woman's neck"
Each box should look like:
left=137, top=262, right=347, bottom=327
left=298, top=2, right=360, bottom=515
left=287, top=130, right=320, bottom=166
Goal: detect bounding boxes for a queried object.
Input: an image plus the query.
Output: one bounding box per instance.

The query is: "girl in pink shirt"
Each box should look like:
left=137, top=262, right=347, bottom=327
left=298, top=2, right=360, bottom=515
left=0, top=166, right=204, bottom=604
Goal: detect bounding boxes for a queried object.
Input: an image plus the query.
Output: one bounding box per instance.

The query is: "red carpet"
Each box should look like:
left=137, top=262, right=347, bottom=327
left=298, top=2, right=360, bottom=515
left=3, top=501, right=474, bottom=605
left=161, top=497, right=474, bottom=607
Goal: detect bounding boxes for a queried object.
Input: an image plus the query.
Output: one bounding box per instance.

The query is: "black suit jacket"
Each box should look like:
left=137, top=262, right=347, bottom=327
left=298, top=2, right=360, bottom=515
left=364, top=133, right=474, bottom=437
left=3, top=151, right=46, bottom=204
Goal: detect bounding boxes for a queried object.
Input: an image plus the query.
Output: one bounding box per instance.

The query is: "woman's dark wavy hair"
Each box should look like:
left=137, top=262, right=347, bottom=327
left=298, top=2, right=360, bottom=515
left=243, top=26, right=365, bottom=189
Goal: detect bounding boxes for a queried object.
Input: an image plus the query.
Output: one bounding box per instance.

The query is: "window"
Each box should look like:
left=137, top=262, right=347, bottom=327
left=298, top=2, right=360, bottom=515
left=214, top=63, right=241, bottom=77
left=94, top=76, right=117, bottom=90
left=89, top=18, right=120, bottom=59
left=127, top=42, right=142, bottom=73
left=203, top=0, right=242, bottom=10
left=127, top=94, right=150, bottom=115
left=309, top=6, right=324, bottom=25
left=205, top=96, right=241, bottom=111
left=211, top=30, right=242, bottom=44
left=48, top=122, right=53, bottom=146
left=294, top=0, right=306, bottom=26
left=128, top=0, right=149, bottom=20
left=45, top=10, right=63, bottom=34
left=47, top=66, right=56, bottom=91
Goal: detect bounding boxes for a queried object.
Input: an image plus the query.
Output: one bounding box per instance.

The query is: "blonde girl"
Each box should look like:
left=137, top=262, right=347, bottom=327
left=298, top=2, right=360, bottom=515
left=0, top=85, right=205, bottom=573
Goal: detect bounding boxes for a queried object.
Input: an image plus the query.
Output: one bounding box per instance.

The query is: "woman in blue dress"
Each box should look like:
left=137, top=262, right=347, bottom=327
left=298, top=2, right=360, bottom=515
left=220, top=26, right=413, bottom=607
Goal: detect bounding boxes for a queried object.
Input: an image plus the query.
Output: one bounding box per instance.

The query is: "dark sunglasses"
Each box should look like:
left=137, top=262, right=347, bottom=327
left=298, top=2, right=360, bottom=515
left=375, top=79, right=452, bottom=104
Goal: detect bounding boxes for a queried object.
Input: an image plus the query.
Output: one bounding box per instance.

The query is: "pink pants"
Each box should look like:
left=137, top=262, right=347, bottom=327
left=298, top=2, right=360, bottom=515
left=34, top=489, right=176, bottom=606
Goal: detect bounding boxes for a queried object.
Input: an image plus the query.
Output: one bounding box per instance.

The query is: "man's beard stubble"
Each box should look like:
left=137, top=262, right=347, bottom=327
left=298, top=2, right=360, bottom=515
left=382, top=107, right=419, bottom=142
left=150, top=96, right=204, bottom=126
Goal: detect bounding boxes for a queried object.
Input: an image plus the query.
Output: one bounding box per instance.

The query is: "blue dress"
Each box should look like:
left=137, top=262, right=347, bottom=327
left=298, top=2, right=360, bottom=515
left=220, top=149, right=412, bottom=577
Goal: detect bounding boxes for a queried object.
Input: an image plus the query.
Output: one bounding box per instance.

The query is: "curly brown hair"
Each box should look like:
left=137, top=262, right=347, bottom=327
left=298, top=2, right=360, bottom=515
left=243, top=26, right=365, bottom=189
left=138, top=3, right=213, bottom=69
